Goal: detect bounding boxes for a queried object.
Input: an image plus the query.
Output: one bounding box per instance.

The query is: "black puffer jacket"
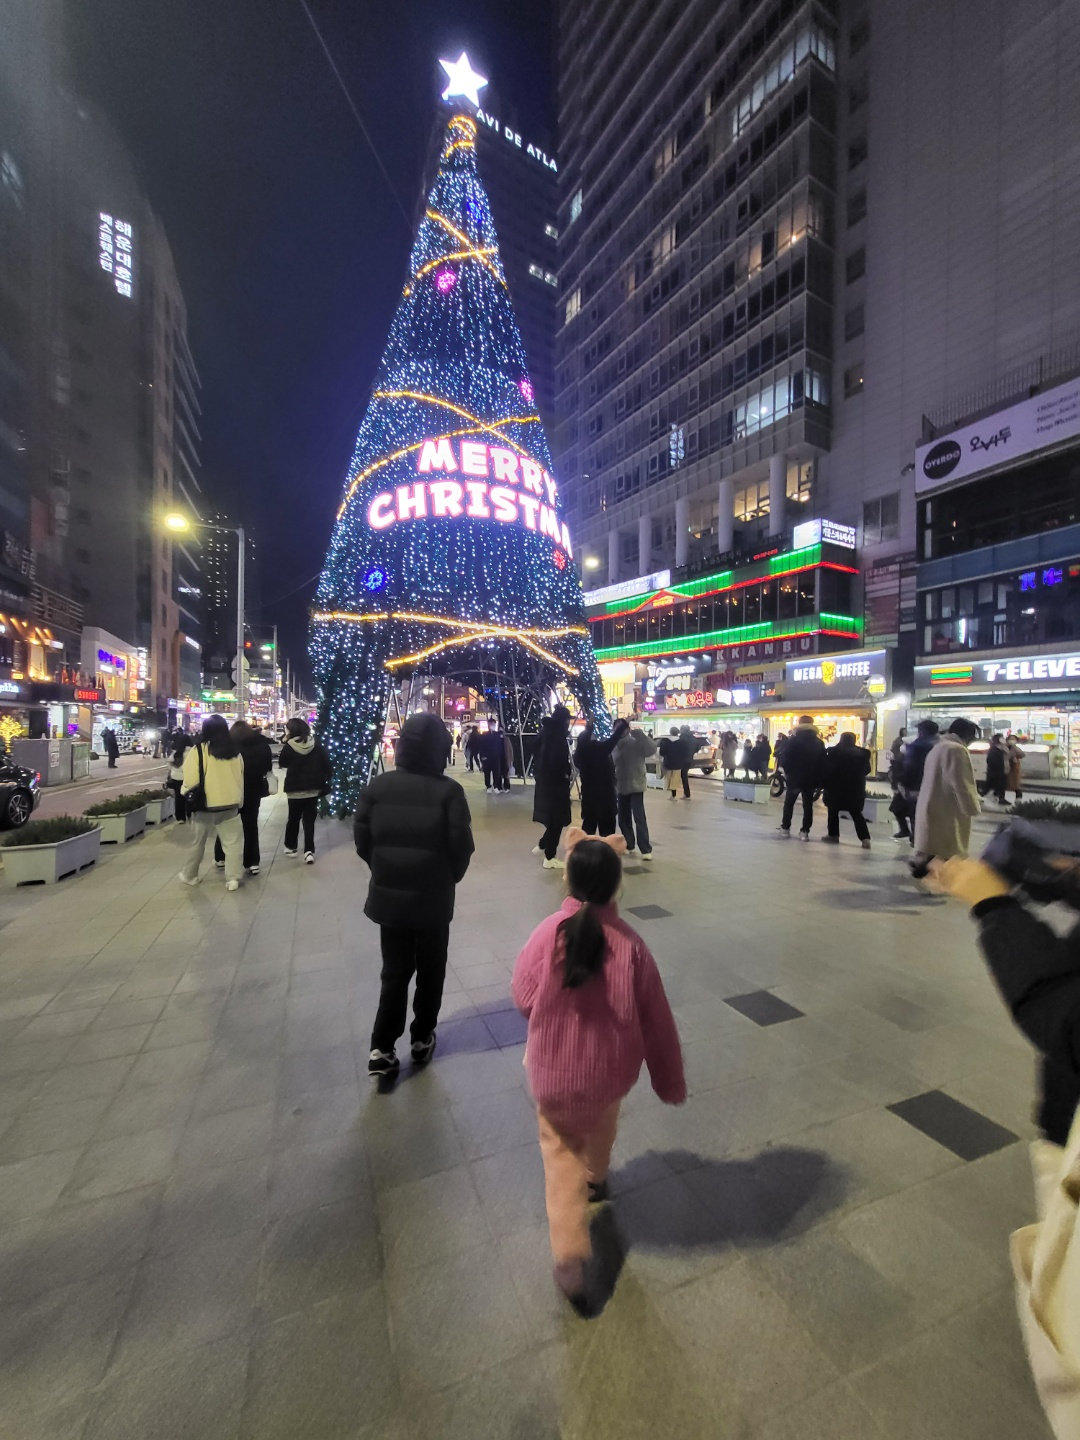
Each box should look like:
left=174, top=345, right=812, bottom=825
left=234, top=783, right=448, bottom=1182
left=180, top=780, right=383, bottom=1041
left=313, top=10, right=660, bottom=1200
left=354, top=713, right=473, bottom=928
left=974, top=896, right=1080, bottom=1146
left=238, top=733, right=274, bottom=800
left=278, top=735, right=333, bottom=795
left=574, top=721, right=627, bottom=810
left=823, top=738, right=871, bottom=811
left=780, top=725, right=826, bottom=788
left=532, top=711, right=573, bottom=828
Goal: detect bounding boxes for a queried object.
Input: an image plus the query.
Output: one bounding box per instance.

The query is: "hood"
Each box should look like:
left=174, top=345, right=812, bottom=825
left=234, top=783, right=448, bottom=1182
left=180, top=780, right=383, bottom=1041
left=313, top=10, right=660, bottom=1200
left=287, top=735, right=315, bottom=755
left=796, top=720, right=818, bottom=733
left=395, top=713, right=451, bottom=776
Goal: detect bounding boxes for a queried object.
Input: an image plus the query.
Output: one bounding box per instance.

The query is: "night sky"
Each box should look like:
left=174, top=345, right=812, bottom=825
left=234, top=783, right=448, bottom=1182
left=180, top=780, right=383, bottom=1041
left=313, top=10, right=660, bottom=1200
left=63, top=0, right=556, bottom=688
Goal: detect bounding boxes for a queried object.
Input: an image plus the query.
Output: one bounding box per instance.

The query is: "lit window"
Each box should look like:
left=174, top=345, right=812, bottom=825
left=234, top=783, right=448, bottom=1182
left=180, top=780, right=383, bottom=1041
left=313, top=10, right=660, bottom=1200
left=569, top=189, right=583, bottom=225
left=844, top=366, right=864, bottom=398
left=528, top=263, right=544, bottom=279
left=544, top=223, right=559, bottom=240
left=564, top=288, right=581, bottom=324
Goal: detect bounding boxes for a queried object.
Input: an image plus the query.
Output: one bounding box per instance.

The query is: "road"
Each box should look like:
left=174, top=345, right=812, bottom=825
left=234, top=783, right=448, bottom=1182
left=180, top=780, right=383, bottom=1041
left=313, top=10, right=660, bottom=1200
left=33, top=754, right=169, bottom=820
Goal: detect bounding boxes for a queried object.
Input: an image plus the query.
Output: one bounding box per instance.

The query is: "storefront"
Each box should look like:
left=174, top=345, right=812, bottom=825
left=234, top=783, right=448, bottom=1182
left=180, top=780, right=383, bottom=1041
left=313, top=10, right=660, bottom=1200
left=914, top=647, right=1080, bottom=780
left=756, top=647, right=896, bottom=767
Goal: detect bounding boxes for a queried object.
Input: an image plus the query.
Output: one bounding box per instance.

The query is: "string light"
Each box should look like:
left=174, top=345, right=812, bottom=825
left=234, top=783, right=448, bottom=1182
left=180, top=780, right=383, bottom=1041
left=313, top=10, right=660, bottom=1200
left=310, top=113, right=609, bottom=810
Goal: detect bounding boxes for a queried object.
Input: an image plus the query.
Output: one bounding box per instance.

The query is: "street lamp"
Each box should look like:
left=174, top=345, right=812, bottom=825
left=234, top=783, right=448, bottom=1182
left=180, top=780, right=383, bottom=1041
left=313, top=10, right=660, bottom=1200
left=164, top=513, right=246, bottom=722
left=583, top=555, right=601, bottom=570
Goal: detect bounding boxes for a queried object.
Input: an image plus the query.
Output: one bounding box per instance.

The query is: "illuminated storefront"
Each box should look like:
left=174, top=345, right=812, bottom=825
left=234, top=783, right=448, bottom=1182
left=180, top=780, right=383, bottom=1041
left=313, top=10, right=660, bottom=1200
left=915, top=647, right=1080, bottom=780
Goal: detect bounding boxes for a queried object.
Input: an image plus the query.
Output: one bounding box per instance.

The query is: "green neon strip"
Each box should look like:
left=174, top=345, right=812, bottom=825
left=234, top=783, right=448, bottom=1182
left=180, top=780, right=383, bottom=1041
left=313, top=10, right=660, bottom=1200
left=594, top=544, right=826, bottom=616
left=593, top=613, right=861, bottom=662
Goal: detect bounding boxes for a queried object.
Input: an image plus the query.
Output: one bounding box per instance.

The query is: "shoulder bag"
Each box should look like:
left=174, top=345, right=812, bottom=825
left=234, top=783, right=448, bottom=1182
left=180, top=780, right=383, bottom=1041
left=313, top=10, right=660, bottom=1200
left=185, top=744, right=208, bottom=814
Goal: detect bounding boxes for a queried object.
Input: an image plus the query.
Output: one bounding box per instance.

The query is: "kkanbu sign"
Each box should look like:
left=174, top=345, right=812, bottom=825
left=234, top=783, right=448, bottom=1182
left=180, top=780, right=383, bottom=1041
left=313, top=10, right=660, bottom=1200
left=915, top=375, right=1080, bottom=494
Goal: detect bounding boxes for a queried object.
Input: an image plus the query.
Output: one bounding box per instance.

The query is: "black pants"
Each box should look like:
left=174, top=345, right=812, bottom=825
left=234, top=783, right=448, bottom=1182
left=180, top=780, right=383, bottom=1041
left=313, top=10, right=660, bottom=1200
left=167, top=778, right=187, bottom=822
left=581, top=789, right=617, bottom=836
left=539, top=822, right=562, bottom=859
left=679, top=766, right=691, bottom=798
left=370, top=924, right=450, bottom=1052
left=827, top=803, right=870, bottom=842
left=216, top=795, right=262, bottom=868
left=285, top=796, right=318, bottom=853
left=482, top=756, right=506, bottom=789
left=989, top=778, right=1007, bottom=803
left=618, top=792, right=652, bottom=854
left=107, top=755, right=117, bottom=768
left=781, top=782, right=816, bottom=833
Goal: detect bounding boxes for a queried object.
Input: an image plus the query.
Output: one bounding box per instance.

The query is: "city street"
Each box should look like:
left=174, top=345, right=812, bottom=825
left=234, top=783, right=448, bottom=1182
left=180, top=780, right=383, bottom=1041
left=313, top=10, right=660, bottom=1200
left=33, top=756, right=170, bottom=822
left=0, top=770, right=1050, bottom=1439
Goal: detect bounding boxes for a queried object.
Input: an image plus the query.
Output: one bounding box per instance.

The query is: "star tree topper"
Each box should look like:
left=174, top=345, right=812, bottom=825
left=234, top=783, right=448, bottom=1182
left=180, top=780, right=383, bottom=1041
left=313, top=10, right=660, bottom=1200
left=439, top=51, right=488, bottom=108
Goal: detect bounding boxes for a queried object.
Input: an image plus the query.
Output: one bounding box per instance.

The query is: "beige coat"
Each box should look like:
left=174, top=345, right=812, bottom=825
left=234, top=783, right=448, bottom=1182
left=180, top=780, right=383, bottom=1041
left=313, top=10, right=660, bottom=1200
left=913, top=733, right=982, bottom=859
left=181, top=743, right=244, bottom=811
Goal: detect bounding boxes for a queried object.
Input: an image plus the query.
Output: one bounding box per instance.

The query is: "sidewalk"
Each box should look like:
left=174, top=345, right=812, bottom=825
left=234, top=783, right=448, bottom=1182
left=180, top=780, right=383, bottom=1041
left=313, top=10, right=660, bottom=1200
left=0, top=772, right=1050, bottom=1438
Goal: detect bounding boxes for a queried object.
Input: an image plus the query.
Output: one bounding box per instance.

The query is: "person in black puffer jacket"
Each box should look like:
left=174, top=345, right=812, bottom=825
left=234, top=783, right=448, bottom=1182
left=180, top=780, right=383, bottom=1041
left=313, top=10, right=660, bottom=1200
left=214, top=721, right=273, bottom=873
left=278, top=717, right=333, bottom=862
left=574, top=717, right=629, bottom=836
left=354, top=712, right=474, bottom=1079
left=778, top=715, right=826, bottom=838
left=821, top=731, right=873, bottom=848
left=533, top=707, right=574, bottom=865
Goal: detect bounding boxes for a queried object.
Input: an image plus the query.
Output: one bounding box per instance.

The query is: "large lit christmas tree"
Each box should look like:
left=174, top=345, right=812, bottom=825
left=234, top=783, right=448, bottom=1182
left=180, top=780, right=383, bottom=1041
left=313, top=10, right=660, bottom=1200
left=311, top=112, right=609, bottom=810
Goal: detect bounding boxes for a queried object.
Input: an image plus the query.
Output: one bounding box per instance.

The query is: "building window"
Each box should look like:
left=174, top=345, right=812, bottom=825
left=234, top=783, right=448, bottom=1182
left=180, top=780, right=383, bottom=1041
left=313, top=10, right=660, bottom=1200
left=730, top=19, right=836, bottom=140
left=569, top=189, right=583, bottom=225
left=528, top=262, right=544, bottom=279
left=849, top=74, right=869, bottom=113
left=848, top=135, right=868, bottom=169
left=564, top=288, right=581, bottom=324
left=844, top=303, right=865, bottom=340
left=544, top=271, right=558, bottom=288
left=786, top=459, right=813, bottom=504
left=850, top=14, right=870, bottom=54
left=544, top=223, right=558, bottom=240
left=863, top=493, right=899, bottom=543
left=846, top=247, right=866, bottom=282
left=847, top=188, right=867, bottom=226
left=844, top=365, right=864, bottom=397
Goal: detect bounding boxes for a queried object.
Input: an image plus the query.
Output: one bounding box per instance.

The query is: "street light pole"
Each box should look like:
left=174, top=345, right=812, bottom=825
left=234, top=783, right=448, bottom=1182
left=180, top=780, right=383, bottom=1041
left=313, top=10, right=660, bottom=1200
left=235, top=526, right=246, bottom=723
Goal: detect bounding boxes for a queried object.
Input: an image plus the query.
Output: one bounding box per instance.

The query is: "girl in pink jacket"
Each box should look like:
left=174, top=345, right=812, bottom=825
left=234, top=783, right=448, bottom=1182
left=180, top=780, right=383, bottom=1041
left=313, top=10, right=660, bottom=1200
left=512, top=832, right=686, bottom=1311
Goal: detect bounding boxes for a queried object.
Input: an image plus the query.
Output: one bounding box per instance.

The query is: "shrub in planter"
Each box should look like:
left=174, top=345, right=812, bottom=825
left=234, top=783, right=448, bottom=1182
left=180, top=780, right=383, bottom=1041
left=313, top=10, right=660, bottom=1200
left=84, top=792, right=149, bottom=844
left=1011, top=799, right=1080, bottom=825
left=128, top=788, right=175, bottom=824
left=3, top=816, right=97, bottom=847
left=84, top=793, right=152, bottom=816
left=724, top=777, right=771, bottom=805
left=1, top=816, right=102, bottom=885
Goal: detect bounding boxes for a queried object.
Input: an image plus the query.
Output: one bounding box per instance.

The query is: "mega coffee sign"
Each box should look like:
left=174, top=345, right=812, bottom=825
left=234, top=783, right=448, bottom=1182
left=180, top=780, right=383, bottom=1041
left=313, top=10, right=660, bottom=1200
left=784, top=649, right=890, bottom=702
left=915, top=376, right=1080, bottom=495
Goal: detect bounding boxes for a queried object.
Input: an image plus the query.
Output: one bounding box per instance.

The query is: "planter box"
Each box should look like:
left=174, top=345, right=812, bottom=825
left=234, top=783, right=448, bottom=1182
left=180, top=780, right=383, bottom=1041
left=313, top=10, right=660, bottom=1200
left=1, top=827, right=102, bottom=886
left=850, top=798, right=887, bottom=824
left=95, top=806, right=148, bottom=844
left=143, top=794, right=175, bottom=825
left=724, top=780, right=771, bottom=805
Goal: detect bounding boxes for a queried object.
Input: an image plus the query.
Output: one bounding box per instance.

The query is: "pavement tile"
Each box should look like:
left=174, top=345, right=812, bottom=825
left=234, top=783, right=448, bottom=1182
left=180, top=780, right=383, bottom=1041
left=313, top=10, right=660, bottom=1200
left=257, top=1196, right=382, bottom=1319
left=84, top=1332, right=250, bottom=1440
left=0, top=1147, right=85, bottom=1224
left=61, top=1125, right=181, bottom=1203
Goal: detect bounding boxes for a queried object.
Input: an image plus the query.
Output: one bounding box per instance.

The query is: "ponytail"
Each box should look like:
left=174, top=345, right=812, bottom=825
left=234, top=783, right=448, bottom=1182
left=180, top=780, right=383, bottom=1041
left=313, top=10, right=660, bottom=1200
left=559, top=838, right=622, bottom=989
left=559, top=903, right=607, bottom=989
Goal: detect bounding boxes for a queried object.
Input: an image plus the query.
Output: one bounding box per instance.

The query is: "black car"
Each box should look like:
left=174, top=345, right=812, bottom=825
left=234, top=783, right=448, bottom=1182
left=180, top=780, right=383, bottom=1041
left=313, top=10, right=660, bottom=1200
left=0, top=753, right=41, bottom=828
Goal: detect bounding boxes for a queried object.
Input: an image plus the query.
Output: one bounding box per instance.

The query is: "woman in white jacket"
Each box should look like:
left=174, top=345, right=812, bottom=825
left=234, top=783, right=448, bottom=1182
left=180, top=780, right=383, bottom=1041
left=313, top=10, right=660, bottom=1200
left=911, top=717, right=982, bottom=878
left=178, top=714, right=245, bottom=890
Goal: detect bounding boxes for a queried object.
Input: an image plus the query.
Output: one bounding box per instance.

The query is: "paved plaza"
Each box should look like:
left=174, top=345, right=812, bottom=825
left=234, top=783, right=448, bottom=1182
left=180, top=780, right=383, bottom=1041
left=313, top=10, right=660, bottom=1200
left=0, top=766, right=1054, bottom=1438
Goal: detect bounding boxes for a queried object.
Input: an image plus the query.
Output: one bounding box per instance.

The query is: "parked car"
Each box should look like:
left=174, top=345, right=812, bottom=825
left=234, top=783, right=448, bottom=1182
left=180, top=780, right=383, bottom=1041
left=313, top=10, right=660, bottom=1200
left=0, top=754, right=41, bottom=828
left=691, top=736, right=717, bottom=774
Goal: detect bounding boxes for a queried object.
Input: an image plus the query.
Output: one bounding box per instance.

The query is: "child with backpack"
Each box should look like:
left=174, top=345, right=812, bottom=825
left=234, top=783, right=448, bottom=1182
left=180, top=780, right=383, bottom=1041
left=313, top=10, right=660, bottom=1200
left=512, top=829, right=686, bottom=1313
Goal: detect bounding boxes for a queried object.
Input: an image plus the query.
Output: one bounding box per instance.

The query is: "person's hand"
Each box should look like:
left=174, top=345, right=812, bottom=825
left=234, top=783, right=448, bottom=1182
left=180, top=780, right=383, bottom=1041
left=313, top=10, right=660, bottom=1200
left=926, top=857, right=1011, bottom=905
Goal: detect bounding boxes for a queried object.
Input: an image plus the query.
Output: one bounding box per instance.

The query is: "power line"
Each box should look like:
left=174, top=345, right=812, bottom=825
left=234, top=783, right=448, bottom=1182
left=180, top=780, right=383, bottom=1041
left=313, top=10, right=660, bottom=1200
left=297, top=0, right=413, bottom=231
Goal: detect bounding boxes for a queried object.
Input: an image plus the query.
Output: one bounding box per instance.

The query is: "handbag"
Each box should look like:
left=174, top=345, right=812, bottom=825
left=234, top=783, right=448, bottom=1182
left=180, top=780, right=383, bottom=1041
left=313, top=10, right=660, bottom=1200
left=264, top=770, right=279, bottom=796
left=185, top=744, right=208, bottom=814
left=1012, top=1104, right=1080, bottom=1437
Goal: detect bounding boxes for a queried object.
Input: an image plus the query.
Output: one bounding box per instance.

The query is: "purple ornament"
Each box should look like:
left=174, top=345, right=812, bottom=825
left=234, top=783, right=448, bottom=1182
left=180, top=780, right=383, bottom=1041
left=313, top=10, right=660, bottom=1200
left=434, top=268, right=457, bottom=294
left=518, top=378, right=534, bottom=404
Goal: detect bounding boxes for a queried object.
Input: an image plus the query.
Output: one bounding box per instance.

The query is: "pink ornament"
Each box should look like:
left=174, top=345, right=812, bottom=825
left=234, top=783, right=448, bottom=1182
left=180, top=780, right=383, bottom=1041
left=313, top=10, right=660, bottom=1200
left=434, top=268, right=457, bottom=294
left=518, top=378, right=535, bottom=404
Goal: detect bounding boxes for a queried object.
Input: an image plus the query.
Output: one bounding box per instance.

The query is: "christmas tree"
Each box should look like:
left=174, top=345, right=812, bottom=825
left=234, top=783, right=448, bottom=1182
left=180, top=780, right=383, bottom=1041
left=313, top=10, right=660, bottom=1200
left=311, top=112, right=609, bottom=810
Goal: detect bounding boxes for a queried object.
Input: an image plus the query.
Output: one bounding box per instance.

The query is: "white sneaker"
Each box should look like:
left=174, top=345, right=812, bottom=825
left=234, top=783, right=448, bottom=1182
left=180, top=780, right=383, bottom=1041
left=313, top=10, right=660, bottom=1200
left=531, top=845, right=543, bottom=855
left=283, top=847, right=297, bottom=857
left=177, top=871, right=200, bottom=887
left=304, top=852, right=315, bottom=865
left=225, top=879, right=239, bottom=892
left=625, top=848, right=638, bottom=857
left=248, top=865, right=260, bottom=875
left=215, top=860, right=225, bottom=870
left=542, top=857, right=564, bottom=870
left=640, top=852, right=653, bottom=861
left=778, top=827, right=791, bottom=837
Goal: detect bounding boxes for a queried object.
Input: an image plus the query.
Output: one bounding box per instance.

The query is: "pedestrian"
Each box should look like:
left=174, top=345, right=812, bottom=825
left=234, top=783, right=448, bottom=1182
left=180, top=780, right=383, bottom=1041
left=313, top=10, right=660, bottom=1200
left=177, top=714, right=245, bottom=891
left=677, top=725, right=697, bottom=798
left=213, top=721, right=272, bottom=875
left=1006, top=736, right=1025, bottom=800
left=574, top=717, right=629, bottom=836
left=101, top=725, right=119, bottom=769
left=166, top=732, right=189, bottom=823
left=888, top=727, right=908, bottom=790
left=739, top=735, right=754, bottom=778
left=501, top=730, right=514, bottom=791
left=773, top=731, right=790, bottom=772
left=751, top=733, right=772, bottom=779
left=890, top=719, right=939, bottom=842
left=910, top=717, right=982, bottom=878
left=985, top=733, right=1009, bottom=806
left=532, top=705, right=573, bottom=868
left=464, top=725, right=481, bottom=773
left=721, top=731, right=738, bottom=779
left=657, top=728, right=681, bottom=799
left=278, top=716, right=333, bottom=864
left=478, top=718, right=507, bottom=793
left=615, top=722, right=657, bottom=860
left=355, top=712, right=474, bottom=1080
left=512, top=832, right=686, bottom=1313
left=778, top=715, right=826, bottom=839
left=822, top=731, right=873, bottom=849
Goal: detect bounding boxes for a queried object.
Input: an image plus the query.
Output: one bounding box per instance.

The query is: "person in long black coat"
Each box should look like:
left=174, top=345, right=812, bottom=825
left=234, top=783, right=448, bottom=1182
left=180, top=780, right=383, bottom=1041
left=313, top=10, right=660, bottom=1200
left=354, top=712, right=474, bottom=1078
left=532, top=706, right=573, bottom=866
left=985, top=734, right=1008, bottom=804
left=214, top=721, right=273, bottom=873
left=822, top=731, right=872, bottom=847
left=779, top=716, right=826, bottom=837
left=574, top=717, right=629, bottom=836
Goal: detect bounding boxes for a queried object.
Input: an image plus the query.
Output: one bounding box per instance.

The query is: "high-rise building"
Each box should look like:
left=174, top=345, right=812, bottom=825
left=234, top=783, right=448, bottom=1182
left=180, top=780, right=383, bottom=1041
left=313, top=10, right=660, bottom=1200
left=0, top=0, right=203, bottom=733
left=430, top=53, right=559, bottom=428
left=556, top=0, right=1080, bottom=769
